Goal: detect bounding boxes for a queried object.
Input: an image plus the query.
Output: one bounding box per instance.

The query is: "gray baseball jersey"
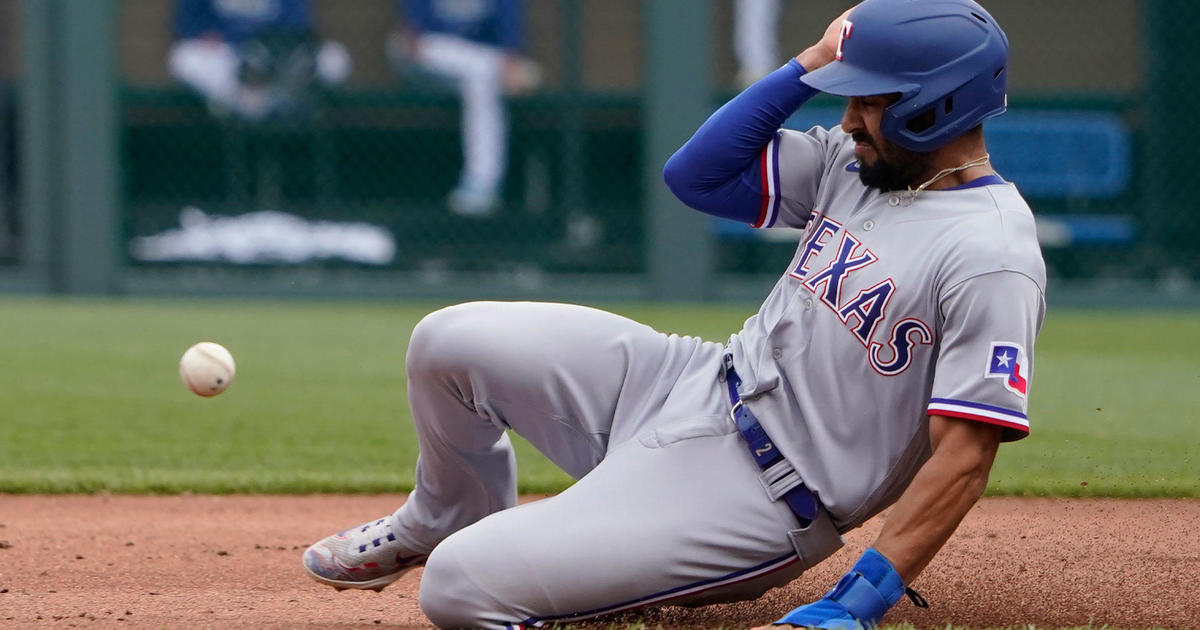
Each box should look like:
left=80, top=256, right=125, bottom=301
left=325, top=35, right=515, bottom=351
left=728, top=124, right=1047, bottom=528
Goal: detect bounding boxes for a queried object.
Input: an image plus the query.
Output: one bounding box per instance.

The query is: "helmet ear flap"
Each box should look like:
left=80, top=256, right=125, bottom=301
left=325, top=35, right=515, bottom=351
left=885, top=70, right=1006, bottom=152
left=877, top=98, right=943, bottom=152
left=903, top=94, right=958, bottom=135
left=904, top=106, right=939, bottom=135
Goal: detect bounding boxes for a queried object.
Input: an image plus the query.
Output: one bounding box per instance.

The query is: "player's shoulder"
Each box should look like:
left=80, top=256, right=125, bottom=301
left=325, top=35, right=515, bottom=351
left=776, top=125, right=859, bottom=180
left=776, top=124, right=854, bottom=155
left=931, top=182, right=1047, bottom=293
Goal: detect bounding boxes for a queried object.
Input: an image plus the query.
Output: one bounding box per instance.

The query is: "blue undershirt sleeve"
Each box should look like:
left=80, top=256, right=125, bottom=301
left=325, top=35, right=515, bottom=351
left=662, top=59, right=820, bottom=224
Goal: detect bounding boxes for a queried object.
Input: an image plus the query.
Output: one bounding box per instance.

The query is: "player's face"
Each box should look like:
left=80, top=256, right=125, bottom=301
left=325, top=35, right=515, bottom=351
left=841, top=95, right=932, bottom=192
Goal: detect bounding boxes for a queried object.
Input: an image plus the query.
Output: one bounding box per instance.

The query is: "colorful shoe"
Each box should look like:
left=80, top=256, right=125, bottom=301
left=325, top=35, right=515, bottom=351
left=302, top=516, right=427, bottom=592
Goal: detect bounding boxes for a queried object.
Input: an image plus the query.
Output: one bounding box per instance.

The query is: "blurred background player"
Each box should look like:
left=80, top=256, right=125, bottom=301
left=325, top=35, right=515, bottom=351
left=168, top=0, right=352, bottom=121
left=734, top=0, right=782, bottom=89
left=0, top=82, right=13, bottom=261
left=388, top=0, right=541, bottom=217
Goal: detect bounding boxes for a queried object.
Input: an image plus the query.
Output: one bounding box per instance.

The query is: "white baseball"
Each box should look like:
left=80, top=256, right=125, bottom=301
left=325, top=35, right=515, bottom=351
left=179, top=342, right=236, bottom=397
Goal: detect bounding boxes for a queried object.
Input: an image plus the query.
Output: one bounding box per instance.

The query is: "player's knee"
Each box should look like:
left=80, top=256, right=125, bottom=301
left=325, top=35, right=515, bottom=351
left=418, top=542, right=502, bottom=629
left=406, top=301, right=498, bottom=378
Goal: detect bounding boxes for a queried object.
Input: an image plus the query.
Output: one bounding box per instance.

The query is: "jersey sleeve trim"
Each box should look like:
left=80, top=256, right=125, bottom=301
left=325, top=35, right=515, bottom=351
left=754, top=131, right=783, bottom=228
left=927, top=398, right=1030, bottom=436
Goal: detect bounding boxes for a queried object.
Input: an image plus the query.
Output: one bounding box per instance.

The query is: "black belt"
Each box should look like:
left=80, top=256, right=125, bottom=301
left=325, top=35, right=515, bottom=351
left=723, top=355, right=819, bottom=527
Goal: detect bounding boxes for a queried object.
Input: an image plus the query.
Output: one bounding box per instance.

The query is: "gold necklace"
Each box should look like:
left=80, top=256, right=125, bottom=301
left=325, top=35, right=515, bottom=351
left=906, top=153, right=991, bottom=199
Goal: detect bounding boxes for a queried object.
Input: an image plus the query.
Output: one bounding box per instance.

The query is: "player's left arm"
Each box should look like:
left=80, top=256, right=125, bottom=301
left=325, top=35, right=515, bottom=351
left=762, top=270, right=1045, bottom=629
left=759, top=417, right=1000, bottom=630
left=871, top=414, right=1002, bottom=582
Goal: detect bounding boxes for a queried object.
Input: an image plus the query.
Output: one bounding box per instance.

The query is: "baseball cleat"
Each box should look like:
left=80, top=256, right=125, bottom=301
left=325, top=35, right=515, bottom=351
left=302, top=516, right=427, bottom=592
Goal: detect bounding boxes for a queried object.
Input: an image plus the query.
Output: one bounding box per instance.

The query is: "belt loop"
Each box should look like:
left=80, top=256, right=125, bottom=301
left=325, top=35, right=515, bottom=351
left=721, top=353, right=820, bottom=527
left=722, top=354, right=742, bottom=403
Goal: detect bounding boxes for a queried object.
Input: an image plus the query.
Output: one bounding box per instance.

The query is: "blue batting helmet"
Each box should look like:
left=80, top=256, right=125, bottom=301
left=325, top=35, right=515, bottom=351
left=800, top=0, right=1009, bottom=152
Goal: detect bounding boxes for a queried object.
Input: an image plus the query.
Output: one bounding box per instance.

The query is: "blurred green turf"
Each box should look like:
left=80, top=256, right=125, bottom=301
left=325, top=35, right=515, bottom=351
left=1, top=297, right=1197, bottom=496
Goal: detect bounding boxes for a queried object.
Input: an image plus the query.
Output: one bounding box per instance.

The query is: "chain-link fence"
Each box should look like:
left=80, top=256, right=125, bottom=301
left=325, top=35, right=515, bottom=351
left=2, top=1, right=1196, bottom=295
left=118, top=0, right=645, bottom=276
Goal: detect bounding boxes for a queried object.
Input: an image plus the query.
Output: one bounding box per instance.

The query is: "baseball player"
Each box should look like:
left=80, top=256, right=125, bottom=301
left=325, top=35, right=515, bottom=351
left=387, top=0, right=540, bottom=217
left=734, top=0, right=782, bottom=89
left=168, top=0, right=351, bottom=120
left=302, top=1, right=1045, bottom=628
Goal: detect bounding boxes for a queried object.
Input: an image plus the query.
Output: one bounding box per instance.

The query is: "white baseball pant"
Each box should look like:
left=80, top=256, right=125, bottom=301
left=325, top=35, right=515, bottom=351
left=413, top=33, right=509, bottom=194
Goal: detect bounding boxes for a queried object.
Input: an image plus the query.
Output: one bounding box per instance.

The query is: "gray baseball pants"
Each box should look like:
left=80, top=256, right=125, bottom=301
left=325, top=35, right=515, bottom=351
left=390, top=302, right=841, bottom=629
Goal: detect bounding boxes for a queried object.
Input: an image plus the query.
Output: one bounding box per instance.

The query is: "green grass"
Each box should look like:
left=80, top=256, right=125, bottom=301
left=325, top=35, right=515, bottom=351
left=1, top=297, right=1198, bottom=496
left=991, top=309, right=1200, bottom=497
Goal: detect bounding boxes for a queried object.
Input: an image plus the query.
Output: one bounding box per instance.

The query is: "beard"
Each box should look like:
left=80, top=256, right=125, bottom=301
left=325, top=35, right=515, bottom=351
left=853, top=132, right=933, bottom=192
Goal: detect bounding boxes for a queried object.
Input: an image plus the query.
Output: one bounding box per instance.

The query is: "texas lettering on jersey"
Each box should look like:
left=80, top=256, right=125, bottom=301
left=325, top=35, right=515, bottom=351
left=790, top=211, right=932, bottom=375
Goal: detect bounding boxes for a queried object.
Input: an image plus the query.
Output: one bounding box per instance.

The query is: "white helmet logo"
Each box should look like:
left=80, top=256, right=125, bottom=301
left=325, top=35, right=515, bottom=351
left=836, top=20, right=854, bottom=61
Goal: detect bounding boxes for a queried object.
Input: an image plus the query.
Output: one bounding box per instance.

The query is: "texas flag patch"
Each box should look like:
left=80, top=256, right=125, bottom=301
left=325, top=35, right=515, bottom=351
left=985, top=342, right=1029, bottom=397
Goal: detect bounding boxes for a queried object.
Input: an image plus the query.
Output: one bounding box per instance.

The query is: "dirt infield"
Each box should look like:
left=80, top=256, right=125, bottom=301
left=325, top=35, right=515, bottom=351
left=0, top=495, right=1196, bottom=629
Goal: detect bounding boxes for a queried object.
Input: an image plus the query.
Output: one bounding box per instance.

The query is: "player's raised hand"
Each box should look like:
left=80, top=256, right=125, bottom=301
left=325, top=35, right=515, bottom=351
left=796, top=6, right=855, bottom=71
